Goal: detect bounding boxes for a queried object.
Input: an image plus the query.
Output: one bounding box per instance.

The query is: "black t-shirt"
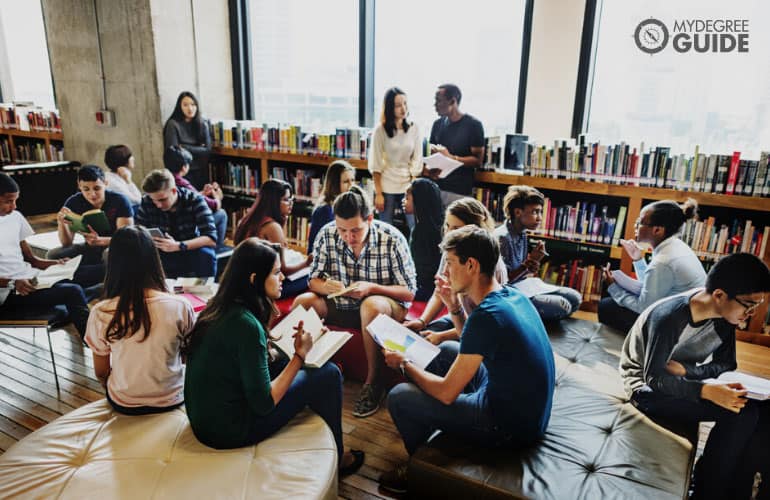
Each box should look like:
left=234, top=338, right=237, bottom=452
left=429, top=114, right=484, bottom=195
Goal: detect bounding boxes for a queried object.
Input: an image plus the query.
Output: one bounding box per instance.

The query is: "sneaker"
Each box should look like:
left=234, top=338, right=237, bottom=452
left=352, top=383, right=384, bottom=418
left=339, top=449, right=365, bottom=476
left=380, top=463, right=408, bottom=494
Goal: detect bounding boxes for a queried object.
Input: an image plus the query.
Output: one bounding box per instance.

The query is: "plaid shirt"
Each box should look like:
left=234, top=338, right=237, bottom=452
left=310, top=220, right=416, bottom=310
left=136, top=187, right=216, bottom=243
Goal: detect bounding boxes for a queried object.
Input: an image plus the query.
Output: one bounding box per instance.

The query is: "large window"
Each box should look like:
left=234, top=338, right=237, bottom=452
left=373, top=0, right=525, bottom=136
left=586, top=0, right=770, bottom=159
left=248, top=0, right=359, bottom=130
left=0, top=1, right=55, bottom=108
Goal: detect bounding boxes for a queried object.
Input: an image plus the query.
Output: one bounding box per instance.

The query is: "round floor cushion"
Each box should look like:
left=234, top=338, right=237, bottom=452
left=0, top=399, right=338, bottom=499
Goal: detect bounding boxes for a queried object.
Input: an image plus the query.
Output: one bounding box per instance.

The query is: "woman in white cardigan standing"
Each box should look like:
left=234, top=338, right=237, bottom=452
left=368, top=87, right=423, bottom=227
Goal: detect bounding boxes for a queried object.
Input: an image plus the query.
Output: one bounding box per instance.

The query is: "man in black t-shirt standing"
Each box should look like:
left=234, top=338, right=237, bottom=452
left=424, top=84, right=485, bottom=208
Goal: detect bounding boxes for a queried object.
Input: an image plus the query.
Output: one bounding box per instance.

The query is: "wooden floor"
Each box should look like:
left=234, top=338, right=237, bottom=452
left=3, top=214, right=769, bottom=498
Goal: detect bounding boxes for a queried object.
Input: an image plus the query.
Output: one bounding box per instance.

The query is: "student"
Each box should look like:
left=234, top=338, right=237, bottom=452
left=403, top=178, right=443, bottom=301
left=103, top=145, right=142, bottom=205
left=85, top=226, right=194, bottom=414
left=368, top=87, right=423, bottom=226
left=380, top=226, right=555, bottom=494
left=183, top=238, right=364, bottom=475
left=494, top=185, right=582, bottom=321
left=136, top=169, right=217, bottom=278
left=403, top=198, right=507, bottom=345
left=308, top=160, right=356, bottom=253
left=163, top=146, right=228, bottom=250
left=54, top=165, right=134, bottom=286
left=600, top=199, right=706, bottom=333
left=292, top=185, right=416, bottom=418
left=163, top=91, right=211, bottom=189
left=0, top=173, right=89, bottom=339
left=619, top=252, right=770, bottom=500
left=234, top=179, right=311, bottom=298
left=424, top=84, right=484, bottom=208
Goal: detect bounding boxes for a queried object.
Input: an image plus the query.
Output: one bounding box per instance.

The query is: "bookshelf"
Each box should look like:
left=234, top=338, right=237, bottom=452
left=0, top=128, right=64, bottom=164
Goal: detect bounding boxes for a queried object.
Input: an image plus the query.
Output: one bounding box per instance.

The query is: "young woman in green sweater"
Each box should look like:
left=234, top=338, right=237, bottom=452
left=183, top=238, right=364, bottom=474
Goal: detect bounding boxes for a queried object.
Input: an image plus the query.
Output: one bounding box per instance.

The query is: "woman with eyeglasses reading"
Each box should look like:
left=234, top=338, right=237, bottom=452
left=234, top=179, right=311, bottom=298
left=599, top=198, right=706, bottom=333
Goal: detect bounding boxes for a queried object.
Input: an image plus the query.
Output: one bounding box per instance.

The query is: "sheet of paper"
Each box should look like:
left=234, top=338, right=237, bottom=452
left=513, top=277, right=561, bottom=298
left=34, top=255, right=82, bottom=289
left=423, top=153, right=464, bottom=179
left=611, top=270, right=642, bottom=295
left=286, top=266, right=310, bottom=281
left=366, top=313, right=440, bottom=370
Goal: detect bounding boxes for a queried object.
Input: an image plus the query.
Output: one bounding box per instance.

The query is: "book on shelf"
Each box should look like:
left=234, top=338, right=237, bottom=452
left=703, top=371, right=770, bottom=401
left=271, top=305, right=352, bottom=368
left=681, top=217, right=769, bottom=261
left=539, top=259, right=605, bottom=302
left=64, top=209, right=110, bottom=234
left=365, top=313, right=440, bottom=370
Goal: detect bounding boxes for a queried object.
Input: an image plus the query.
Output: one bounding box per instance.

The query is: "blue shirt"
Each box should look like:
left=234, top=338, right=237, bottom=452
left=493, top=221, right=528, bottom=284
left=64, top=190, right=133, bottom=235
left=308, top=204, right=333, bottom=254
left=460, top=287, right=555, bottom=437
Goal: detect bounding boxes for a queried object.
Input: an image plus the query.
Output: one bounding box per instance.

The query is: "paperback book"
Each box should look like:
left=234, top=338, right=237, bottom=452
left=271, top=306, right=352, bottom=368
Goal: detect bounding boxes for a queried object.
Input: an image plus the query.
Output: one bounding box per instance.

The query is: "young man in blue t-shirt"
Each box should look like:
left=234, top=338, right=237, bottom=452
left=379, top=225, right=555, bottom=494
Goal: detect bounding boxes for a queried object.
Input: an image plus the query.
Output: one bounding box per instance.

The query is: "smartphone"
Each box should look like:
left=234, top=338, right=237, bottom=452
left=147, top=227, right=166, bottom=238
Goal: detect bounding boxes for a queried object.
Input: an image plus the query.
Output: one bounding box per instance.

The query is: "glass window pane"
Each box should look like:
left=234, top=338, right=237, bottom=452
left=374, top=0, right=524, bottom=136
left=0, top=0, right=55, bottom=108
left=249, top=0, right=359, bottom=130
left=587, top=1, right=770, bottom=159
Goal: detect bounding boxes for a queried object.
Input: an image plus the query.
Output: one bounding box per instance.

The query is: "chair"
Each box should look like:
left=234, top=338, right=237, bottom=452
left=0, top=305, right=68, bottom=393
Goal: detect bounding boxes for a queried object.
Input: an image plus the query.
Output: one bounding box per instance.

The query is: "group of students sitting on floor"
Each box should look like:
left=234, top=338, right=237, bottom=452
left=2, top=151, right=770, bottom=496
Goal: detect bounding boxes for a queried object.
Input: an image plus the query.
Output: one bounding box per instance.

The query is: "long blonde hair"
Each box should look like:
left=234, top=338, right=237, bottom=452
left=445, top=198, right=496, bottom=233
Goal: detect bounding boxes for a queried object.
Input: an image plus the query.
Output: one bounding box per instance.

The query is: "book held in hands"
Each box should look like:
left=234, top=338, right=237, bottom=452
left=33, top=255, right=82, bottom=289
left=271, top=306, right=352, bottom=368
left=703, top=371, right=770, bottom=401
left=65, top=209, right=110, bottom=234
left=366, top=314, right=440, bottom=370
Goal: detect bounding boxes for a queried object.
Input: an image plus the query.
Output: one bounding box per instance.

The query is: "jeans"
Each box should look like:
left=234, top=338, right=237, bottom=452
left=279, top=277, right=308, bottom=299
left=631, top=389, right=767, bottom=500
left=246, top=362, right=345, bottom=463
left=160, top=246, right=217, bottom=278
left=3, top=281, right=89, bottom=337
left=598, top=297, right=639, bottom=333
left=426, top=315, right=453, bottom=333
left=387, top=341, right=513, bottom=455
left=530, top=287, right=582, bottom=322
left=380, top=192, right=414, bottom=229
left=212, top=209, right=228, bottom=249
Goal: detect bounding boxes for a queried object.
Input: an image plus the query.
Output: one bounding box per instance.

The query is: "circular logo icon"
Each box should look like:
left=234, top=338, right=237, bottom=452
left=634, top=18, right=669, bottom=54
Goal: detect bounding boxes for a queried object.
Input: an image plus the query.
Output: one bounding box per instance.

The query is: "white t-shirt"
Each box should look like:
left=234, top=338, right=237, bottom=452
left=105, top=171, right=142, bottom=204
left=85, top=292, right=195, bottom=408
left=0, top=210, right=38, bottom=280
left=367, top=123, right=423, bottom=194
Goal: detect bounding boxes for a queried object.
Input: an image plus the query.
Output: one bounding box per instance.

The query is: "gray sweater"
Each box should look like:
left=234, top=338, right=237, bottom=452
left=620, top=289, right=736, bottom=402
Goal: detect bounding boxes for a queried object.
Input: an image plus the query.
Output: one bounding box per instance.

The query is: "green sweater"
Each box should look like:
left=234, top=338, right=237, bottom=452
left=184, top=305, right=274, bottom=448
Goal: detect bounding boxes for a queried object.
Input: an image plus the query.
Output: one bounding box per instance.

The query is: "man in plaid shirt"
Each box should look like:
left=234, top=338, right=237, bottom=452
left=136, top=169, right=217, bottom=278
left=293, top=186, right=416, bottom=418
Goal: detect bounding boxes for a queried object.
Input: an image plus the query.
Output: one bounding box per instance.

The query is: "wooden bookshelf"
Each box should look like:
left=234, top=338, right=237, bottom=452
left=0, top=127, right=64, bottom=164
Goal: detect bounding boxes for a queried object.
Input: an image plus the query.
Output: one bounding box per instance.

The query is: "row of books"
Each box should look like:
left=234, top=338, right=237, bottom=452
left=539, top=260, right=605, bottom=303
left=209, top=120, right=370, bottom=159
left=0, top=103, right=62, bottom=132
left=285, top=214, right=311, bottom=249
left=11, top=142, right=64, bottom=163
left=681, top=218, right=769, bottom=261
left=271, top=167, right=322, bottom=201
left=486, top=135, right=770, bottom=197
left=209, top=161, right=259, bottom=196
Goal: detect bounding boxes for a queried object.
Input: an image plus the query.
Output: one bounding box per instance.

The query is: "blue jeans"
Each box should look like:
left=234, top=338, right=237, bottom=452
left=246, top=362, right=345, bottom=463
left=387, top=341, right=512, bottom=455
left=380, top=193, right=414, bottom=229
left=3, top=281, right=89, bottom=336
left=631, top=389, right=767, bottom=500
left=160, top=246, right=216, bottom=278
left=279, top=277, right=308, bottom=299
left=597, top=296, right=639, bottom=333
left=212, top=209, right=228, bottom=249
left=530, top=287, right=582, bottom=322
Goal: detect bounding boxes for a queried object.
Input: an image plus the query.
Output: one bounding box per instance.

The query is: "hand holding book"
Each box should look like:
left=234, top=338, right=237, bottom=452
left=292, top=320, right=314, bottom=362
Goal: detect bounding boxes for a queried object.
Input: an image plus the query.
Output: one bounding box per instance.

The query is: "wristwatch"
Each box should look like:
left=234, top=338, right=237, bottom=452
left=178, top=241, right=188, bottom=252
left=399, top=358, right=411, bottom=377
left=6, top=279, right=15, bottom=291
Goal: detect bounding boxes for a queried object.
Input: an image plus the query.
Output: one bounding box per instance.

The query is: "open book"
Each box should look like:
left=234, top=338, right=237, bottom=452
left=366, top=314, right=440, bottom=370
left=513, top=277, right=561, bottom=298
left=703, top=371, right=770, bottom=401
left=33, top=255, right=82, bottom=289
left=65, top=209, right=110, bottom=234
left=611, top=270, right=642, bottom=295
left=271, top=306, right=352, bottom=368
left=328, top=283, right=359, bottom=299
left=423, top=153, right=463, bottom=179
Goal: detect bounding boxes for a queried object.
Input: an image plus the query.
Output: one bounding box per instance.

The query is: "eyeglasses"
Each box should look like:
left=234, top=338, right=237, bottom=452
left=733, top=297, right=763, bottom=315
left=634, top=219, right=655, bottom=229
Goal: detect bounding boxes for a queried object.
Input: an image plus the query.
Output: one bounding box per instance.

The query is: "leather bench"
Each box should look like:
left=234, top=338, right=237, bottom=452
left=0, top=399, right=338, bottom=499
left=407, top=318, right=697, bottom=500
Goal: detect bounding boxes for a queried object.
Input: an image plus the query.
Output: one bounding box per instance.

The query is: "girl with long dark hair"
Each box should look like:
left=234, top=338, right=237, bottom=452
left=85, top=226, right=194, bottom=415
left=308, top=160, right=356, bottom=252
left=183, top=238, right=364, bottom=475
left=163, top=91, right=212, bottom=189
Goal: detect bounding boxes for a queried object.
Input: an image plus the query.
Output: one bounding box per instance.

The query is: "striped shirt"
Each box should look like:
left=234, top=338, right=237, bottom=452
left=136, top=187, right=216, bottom=243
left=310, top=220, right=416, bottom=310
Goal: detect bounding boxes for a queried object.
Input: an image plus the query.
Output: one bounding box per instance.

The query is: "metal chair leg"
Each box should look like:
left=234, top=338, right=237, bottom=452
left=45, top=326, right=60, bottom=394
